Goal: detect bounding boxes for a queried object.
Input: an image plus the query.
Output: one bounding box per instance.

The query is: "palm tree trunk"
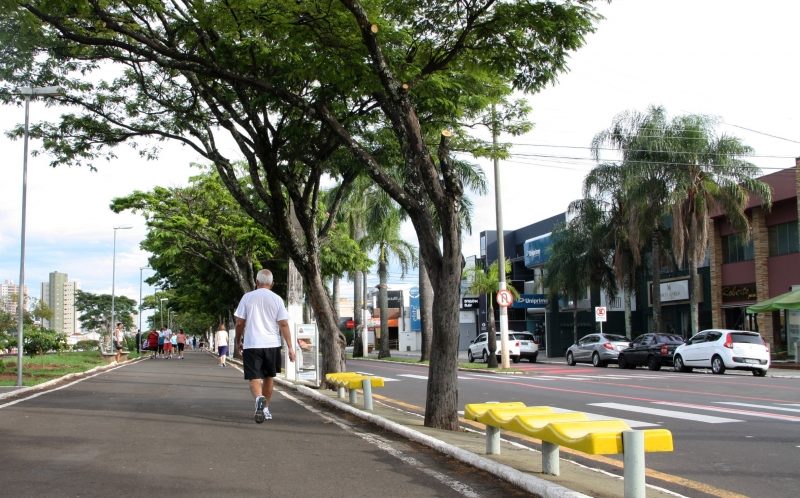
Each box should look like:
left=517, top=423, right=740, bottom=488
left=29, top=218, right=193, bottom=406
left=378, top=258, right=391, bottom=358
left=352, top=268, right=364, bottom=357
left=651, top=231, right=662, bottom=334
left=624, top=273, right=632, bottom=338
left=487, top=298, right=498, bottom=368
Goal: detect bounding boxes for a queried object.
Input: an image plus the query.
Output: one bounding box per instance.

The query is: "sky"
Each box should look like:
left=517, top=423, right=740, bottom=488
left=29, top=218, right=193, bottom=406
left=1, top=0, right=799, bottom=324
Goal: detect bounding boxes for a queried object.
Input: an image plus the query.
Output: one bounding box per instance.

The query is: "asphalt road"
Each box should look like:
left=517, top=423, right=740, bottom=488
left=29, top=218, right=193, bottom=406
left=348, top=358, right=800, bottom=498
left=0, top=352, right=530, bottom=498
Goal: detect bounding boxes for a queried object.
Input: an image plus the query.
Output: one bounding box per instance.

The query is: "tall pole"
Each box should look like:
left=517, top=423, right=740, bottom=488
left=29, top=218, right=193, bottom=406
left=138, top=266, right=150, bottom=352
left=492, top=104, right=511, bottom=368
left=111, top=226, right=132, bottom=353
left=15, top=94, right=31, bottom=387
left=15, top=86, right=63, bottom=387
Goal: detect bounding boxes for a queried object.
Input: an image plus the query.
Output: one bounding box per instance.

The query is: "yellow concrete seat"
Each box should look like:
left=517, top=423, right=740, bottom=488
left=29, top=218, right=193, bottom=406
left=325, top=372, right=385, bottom=389
left=464, top=401, right=528, bottom=420
left=476, top=406, right=558, bottom=429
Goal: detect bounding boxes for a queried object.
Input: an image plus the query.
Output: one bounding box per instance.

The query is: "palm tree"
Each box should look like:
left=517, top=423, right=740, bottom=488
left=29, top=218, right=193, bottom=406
left=361, top=199, right=418, bottom=358
left=664, top=113, right=772, bottom=335
left=462, top=259, right=517, bottom=368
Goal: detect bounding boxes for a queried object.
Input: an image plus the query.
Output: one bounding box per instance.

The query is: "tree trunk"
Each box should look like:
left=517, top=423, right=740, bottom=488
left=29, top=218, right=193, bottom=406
left=352, top=267, right=364, bottom=357
left=378, top=257, right=391, bottom=358
left=419, top=250, right=433, bottom=362
left=301, top=266, right=346, bottom=379
left=486, top=297, right=498, bottom=368
left=624, top=273, right=632, bottom=338
left=423, top=246, right=462, bottom=430
left=651, top=231, right=663, bottom=334
left=332, top=276, right=340, bottom=320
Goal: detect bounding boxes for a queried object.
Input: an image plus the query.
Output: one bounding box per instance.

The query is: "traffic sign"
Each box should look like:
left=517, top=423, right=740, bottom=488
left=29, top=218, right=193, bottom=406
left=496, top=289, right=514, bottom=307
left=595, top=306, right=607, bottom=322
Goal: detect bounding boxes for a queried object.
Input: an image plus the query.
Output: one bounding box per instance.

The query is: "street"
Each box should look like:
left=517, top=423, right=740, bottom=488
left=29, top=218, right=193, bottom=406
left=0, top=352, right=528, bottom=498
left=349, top=358, right=800, bottom=498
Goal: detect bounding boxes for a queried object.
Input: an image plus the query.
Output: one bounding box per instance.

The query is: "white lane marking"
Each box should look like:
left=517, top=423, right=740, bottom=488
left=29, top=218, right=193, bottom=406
left=781, top=404, right=800, bottom=408
left=281, top=391, right=481, bottom=498
left=655, top=401, right=800, bottom=422
left=717, top=402, right=800, bottom=413
left=590, top=402, right=742, bottom=424
left=353, top=372, right=399, bottom=381
left=397, top=374, right=429, bottom=380
left=550, top=406, right=658, bottom=428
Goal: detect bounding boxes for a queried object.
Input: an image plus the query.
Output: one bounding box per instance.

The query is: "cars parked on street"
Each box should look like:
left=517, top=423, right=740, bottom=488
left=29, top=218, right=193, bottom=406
left=467, top=332, right=522, bottom=363
left=673, top=329, right=770, bottom=376
left=617, top=333, right=684, bottom=371
left=510, top=331, right=539, bottom=363
left=565, top=333, right=630, bottom=367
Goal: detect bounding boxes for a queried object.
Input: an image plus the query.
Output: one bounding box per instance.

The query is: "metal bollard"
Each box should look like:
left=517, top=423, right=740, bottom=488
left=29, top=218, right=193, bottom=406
left=349, top=388, right=358, bottom=404
left=623, top=430, right=646, bottom=498
left=362, top=378, right=373, bottom=411
left=337, top=386, right=347, bottom=399
left=485, top=426, right=501, bottom=454
left=541, top=441, right=560, bottom=475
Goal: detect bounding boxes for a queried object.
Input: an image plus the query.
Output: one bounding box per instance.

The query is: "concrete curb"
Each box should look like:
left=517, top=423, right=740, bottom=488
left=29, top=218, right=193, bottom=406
left=275, top=376, right=591, bottom=498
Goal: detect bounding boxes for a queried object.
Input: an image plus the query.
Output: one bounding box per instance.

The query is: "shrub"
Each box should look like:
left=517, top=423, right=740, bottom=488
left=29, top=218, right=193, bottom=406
left=24, top=328, right=67, bottom=356
left=74, top=340, right=100, bottom=352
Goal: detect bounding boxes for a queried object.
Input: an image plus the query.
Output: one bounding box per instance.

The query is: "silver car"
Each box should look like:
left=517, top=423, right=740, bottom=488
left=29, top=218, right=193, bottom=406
left=566, top=333, right=631, bottom=367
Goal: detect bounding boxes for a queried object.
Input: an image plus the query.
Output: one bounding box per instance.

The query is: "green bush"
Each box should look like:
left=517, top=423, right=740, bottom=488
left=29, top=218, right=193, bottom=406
left=74, top=339, right=99, bottom=352
left=24, top=328, right=67, bottom=356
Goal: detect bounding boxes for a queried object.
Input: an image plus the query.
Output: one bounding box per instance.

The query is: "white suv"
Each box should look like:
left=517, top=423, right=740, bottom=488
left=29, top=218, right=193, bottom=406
left=467, top=332, right=521, bottom=363
left=673, top=329, right=770, bottom=376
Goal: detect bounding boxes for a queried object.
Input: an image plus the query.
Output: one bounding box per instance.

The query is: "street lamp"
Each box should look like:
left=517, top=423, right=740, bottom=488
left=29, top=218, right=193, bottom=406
left=138, top=266, right=151, bottom=352
left=15, top=85, right=64, bottom=387
left=111, top=225, right=133, bottom=353
left=160, top=298, right=168, bottom=328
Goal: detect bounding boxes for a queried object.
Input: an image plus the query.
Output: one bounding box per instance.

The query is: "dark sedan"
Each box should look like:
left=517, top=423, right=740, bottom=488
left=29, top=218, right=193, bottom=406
left=618, top=333, right=684, bottom=371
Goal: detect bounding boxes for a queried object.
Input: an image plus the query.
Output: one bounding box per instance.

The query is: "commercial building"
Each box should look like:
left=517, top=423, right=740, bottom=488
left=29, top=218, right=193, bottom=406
left=41, top=271, right=78, bottom=336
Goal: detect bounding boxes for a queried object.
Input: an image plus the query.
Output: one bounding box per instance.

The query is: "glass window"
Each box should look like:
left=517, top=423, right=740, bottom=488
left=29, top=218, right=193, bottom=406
left=723, top=233, right=754, bottom=263
left=603, top=334, right=628, bottom=342
left=706, top=331, right=723, bottom=342
left=730, top=332, right=762, bottom=344
left=768, top=222, right=799, bottom=257
left=690, top=332, right=707, bottom=344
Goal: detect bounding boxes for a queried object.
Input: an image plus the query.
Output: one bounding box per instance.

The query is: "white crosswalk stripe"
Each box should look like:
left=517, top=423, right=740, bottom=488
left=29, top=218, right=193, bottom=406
left=590, top=402, right=743, bottom=424
left=717, top=402, right=800, bottom=413
left=397, top=374, right=429, bottom=380
left=655, top=401, right=800, bottom=422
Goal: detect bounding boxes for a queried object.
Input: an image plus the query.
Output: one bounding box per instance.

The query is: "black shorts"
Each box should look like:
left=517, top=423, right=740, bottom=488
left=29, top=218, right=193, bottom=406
left=177, top=343, right=185, bottom=352
left=243, top=347, right=282, bottom=380
left=114, top=342, right=123, bottom=351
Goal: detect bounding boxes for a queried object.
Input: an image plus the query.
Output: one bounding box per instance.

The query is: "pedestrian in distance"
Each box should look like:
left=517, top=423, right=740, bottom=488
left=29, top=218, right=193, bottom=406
left=146, top=329, right=159, bottom=359
left=113, top=322, right=124, bottom=363
left=176, top=329, right=187, bottom=359
left=234, top=269, right=295, bottom=423
left=170, top=330, right=178, bottom=358
left=157, top=326, right=166, bottom=357
left=216, top=324, right=229, bottom=367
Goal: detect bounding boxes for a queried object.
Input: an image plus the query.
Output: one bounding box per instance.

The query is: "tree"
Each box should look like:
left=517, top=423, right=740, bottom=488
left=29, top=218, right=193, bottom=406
left=462, top=259, right=517, bottom=368
left=75, top=290, right=137, bottom=349
left=0, top=0, right=602, bottom=430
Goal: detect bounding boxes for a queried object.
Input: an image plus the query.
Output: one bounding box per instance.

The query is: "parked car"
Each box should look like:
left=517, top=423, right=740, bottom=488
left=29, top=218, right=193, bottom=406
left=618, top=333, right=684, bottom=371
left=510, top=331, right=539, bottom=363
left=467, top=332, right=521, bottom=363
left=673, top=329, right=770, bottom=376
left=565, top=333, right=630, bottom=367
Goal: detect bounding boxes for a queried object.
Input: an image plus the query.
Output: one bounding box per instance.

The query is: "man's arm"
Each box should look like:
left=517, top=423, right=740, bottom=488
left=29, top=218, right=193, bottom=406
left=234, top=318, right=245, bottom=358
left=278, top=319, right=296, bottom=363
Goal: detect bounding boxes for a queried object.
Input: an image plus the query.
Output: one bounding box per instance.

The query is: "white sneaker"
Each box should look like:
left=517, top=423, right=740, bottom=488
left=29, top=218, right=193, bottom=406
left=254, top=396, right=266, bottom=423
left=263, top=407, right=272, bottom=420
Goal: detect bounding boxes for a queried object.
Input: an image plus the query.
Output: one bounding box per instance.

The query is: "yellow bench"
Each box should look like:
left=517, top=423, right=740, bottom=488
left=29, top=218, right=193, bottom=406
left=464, top=402, right=673, bottom=497
left=325, top=372, right=385, bottom=411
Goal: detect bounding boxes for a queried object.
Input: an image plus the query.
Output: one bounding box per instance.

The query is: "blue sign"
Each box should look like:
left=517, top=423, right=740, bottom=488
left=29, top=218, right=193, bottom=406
left=512, top=293, right=548, bottom=309
left=409, top=286, right=421, bottom=331
left=524, top=233, right=553, bottom=267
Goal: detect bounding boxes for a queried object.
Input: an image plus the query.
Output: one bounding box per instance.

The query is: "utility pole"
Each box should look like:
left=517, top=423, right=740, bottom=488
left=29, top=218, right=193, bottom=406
left=492, top=104, right=511, bottom=368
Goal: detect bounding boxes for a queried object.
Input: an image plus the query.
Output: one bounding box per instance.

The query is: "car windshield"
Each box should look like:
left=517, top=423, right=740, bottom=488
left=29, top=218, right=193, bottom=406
left=730, top=333, right=763, bottom=344
left=603, top=334, right=628, bottom=342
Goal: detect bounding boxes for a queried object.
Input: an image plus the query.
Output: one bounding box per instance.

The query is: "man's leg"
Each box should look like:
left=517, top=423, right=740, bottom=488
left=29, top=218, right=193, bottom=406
left=248, top=378, right=263, bottom=399
left=261, top=377, right=274, bottom=404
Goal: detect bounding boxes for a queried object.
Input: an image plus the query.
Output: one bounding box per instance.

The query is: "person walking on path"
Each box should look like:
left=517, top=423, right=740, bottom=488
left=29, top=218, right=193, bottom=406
left=113, top=322, right=124, bottom=363
left=215, top=324, right=229, bottom=367
left=146, top=329, right=159, bottom=358
left=170, top=331, right=178, bottom=358
left=234, top=269, right=295, bottom=423
left=176, top=329, right=187, bottom=359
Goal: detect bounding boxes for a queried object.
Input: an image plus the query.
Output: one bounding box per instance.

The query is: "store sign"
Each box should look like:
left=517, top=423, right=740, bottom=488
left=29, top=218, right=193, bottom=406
left=512, top=294, right=548, bottom=309
left=409, top=286, right=421, bottom=331
left=524, top=233, right=552, bottom=267
left=660, top=279, right=689, bottom=303
left=722, top=283, right=757, bottom=303
left=461, top=297, right=480, bottom=310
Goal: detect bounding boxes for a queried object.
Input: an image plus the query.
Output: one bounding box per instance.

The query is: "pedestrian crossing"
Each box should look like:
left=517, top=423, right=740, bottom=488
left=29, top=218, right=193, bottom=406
left=358, top=371, right=798, bottom=427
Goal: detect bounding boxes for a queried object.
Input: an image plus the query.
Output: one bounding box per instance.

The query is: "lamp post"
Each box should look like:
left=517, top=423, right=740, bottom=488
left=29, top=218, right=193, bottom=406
left=111, top=226, right=133, bottom=353
left=491, top=104, right=511, bottom=368
left=160, top=298, right=168, bottom=328
left=138, top=266, right=151, bottom=352
left=15, top=85, right=63, bottom=387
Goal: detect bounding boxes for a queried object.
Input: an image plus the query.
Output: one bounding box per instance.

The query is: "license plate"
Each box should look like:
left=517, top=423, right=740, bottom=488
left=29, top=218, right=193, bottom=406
left=744, top=359, right=759, bottom=364
left=521, top=341, right=529, bottom=345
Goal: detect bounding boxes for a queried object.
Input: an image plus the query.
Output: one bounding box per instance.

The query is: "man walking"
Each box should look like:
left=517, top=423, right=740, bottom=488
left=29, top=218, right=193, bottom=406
left=234, top=269, right=295, bottom=423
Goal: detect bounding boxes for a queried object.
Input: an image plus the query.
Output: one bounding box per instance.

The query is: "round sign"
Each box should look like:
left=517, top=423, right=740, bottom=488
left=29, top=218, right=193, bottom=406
left=496, top=289, right=514, bottom=307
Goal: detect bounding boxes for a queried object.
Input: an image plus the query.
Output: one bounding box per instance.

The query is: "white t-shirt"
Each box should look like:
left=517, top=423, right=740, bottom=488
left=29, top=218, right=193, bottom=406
left=215, top=329, right=229, bottom=348
left=234, top=288, right=289, bottom=349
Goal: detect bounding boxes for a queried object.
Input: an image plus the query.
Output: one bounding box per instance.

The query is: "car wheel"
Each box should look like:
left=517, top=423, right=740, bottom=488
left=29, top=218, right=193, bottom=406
left=482, top=350, right=489, bottom=363
left=711, top=355, right=726, bottom=375
left=592, top=352, right=607, bottom=367
left=674, top=355, right=692, bottom=373
left=647, top=356, right=661, bottom=371
left=512, top=356, right=520, bottom=364
left=530, top=352, right=538, bottom=364
left=566, top=352, right=576, bottom=366
left=753, top=369, right=767, bottom=377
left=617, top=354, right=628, bottom=369
left=467, top=350, right=474, bottom=363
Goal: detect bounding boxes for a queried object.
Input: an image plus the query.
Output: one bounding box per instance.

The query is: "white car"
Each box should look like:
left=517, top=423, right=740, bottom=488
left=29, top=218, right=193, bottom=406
left=467, top=332, right=521, bottom=363
left=510, top=331, right=539, bottom=363
left=673, top=329, right=770, bottom=376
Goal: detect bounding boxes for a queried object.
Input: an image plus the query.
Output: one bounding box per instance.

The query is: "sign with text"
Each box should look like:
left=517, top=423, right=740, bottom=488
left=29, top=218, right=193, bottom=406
left=595, top=306, right=607, bottom=322
left=523, top=233, right=553, bottom=268
left=409, top=286, right=421, bottom=331
left=461, top=296, right=480, bottom=310
left=512, top=294, right=548, bottom=309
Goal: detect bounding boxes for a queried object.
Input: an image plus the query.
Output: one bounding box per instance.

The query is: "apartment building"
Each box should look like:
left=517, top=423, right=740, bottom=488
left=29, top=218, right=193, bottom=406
left=41, top=271, right=79, bottom=335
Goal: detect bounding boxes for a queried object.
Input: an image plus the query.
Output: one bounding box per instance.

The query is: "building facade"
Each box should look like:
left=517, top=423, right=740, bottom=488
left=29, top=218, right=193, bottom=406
left=1, top=279, right=28, bottom=315
left=41, top=271, right=78, bottom=335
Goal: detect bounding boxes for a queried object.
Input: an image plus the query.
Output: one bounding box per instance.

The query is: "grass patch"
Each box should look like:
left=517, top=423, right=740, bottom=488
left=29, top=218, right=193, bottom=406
left=0, top=351, right=113, bottom=387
